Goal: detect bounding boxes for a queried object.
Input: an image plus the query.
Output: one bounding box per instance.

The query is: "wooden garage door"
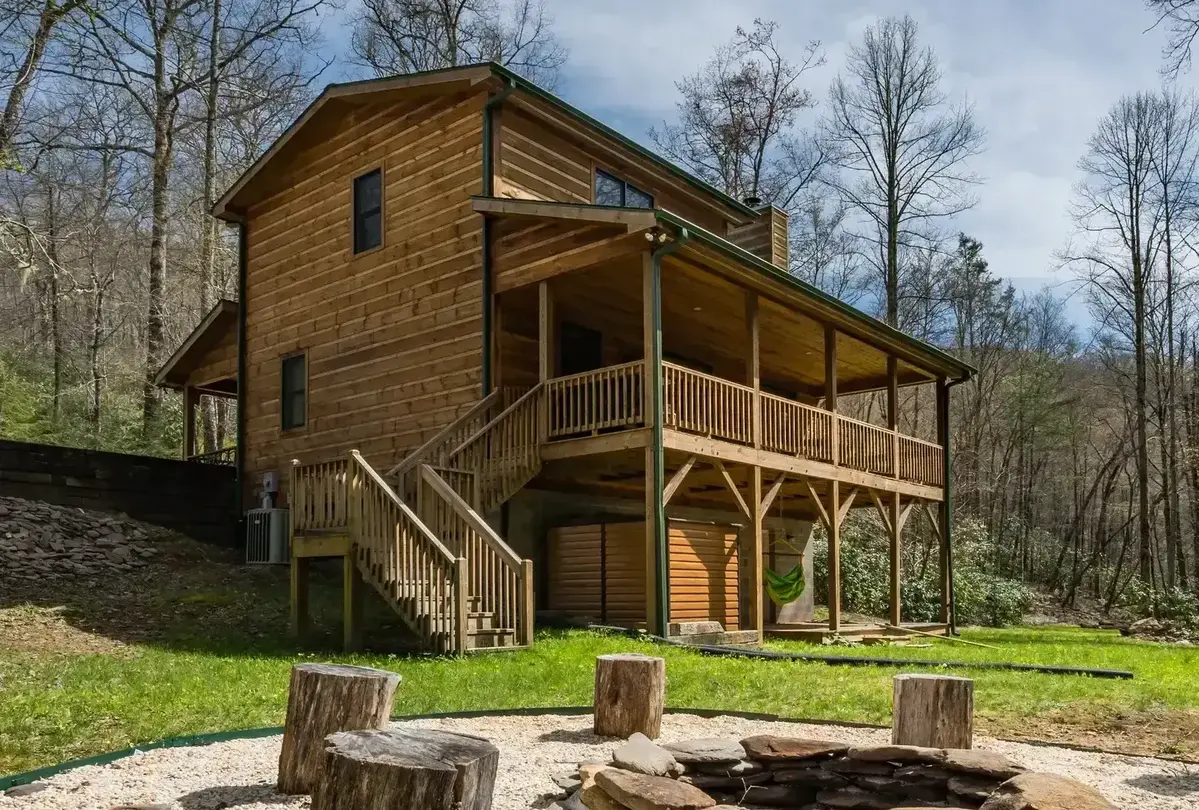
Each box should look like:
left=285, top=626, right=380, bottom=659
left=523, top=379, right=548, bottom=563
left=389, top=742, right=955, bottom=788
left=548, top=525, right=602, bottom=620
left=669, top=522, right=739, bottom=630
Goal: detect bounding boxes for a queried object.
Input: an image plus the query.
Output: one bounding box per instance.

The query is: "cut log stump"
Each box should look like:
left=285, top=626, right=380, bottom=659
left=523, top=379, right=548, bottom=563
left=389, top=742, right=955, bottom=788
left=594, top=653, right=666, bottom=739
left=277, top=663, right=401, bottom=794
left=311, top=728, right=499, bottom=810
left=892, top=673, right=974, bottom=749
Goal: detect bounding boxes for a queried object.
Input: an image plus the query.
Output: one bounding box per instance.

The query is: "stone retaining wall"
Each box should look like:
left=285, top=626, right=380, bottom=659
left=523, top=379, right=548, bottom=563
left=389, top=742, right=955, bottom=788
left=0, top=439, right=237, bottom=545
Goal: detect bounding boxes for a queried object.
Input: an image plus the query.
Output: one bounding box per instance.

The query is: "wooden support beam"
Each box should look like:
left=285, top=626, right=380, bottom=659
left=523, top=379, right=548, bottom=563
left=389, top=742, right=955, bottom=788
left=936, top=377, right=952, bottom=626
left=714, top=460, right=751, bottom=519
left=750, top=464, right=764, bottom=640
left=663, top=455, right=697, bottom=505
left=870, top=489, right=893, bottom=535
left=760, top=473, right=786, bottom=516
left=827, top=479, right=841, bottom=632
left=898, top=500, right=916, bottom=535
left=837, top=486, right=859, bottom=526
left=889, top=491, right=902, bottom=627
left=290, top=556, right=310, bottom=639
left=803, top=477, right=831, bottom=530
left=643, top=251, right=667, bottom=636
left=538, top=281, right=554, bottom=381
left=888, top=355, right=899, bottom=478
left=343, top=554, right=364, bottom=652
left=747, top=291, right=760, bottom=448
left=183, top=385, right=199, bottom=458
left=825, top=325, right=838, bottom=465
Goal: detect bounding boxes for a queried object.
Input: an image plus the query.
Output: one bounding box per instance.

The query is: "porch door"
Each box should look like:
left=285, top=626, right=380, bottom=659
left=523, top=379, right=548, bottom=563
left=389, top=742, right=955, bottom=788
left=557, top=321, right=603, bottom=435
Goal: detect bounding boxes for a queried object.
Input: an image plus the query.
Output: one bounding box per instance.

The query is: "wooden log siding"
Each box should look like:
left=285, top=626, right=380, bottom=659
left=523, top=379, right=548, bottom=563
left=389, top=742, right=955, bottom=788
left=836, top=414, right=896, bottom=477
left=899, top=435, right=945, bottom=487
left=242, top=91, right=489, bottom=504
left=291, top=457, right=350, bottom=531
left=546, top=361, right=644, bottom=438
left=663, top=362, right=755, bottom=445
left=760, top=392, right=833, bottom=462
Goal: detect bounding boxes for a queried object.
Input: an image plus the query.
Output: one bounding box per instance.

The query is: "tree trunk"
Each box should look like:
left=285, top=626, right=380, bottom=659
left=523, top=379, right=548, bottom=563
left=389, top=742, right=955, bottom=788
left=277, top=663, right=401, bottom=795
left=199, top=0, right=222, bottom=452
left=312, top=729, right=498, bottom=810
left=593, top=653, right=665, bottom=739
left=0, top=0, right=74, bottom=159
left=142, top=69, right=174, bottom=431
left=892, top=674, right=973, bottom=749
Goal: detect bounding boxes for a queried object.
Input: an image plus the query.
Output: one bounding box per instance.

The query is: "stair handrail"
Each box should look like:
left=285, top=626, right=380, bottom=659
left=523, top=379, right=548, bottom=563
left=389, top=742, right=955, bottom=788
left=447, top=382, right=545, bottom=463
left=386, top=387, right=525, bottom=479
left=348, top=451, right=467, bottom=653
left=419, top=463, right=535, bottom=646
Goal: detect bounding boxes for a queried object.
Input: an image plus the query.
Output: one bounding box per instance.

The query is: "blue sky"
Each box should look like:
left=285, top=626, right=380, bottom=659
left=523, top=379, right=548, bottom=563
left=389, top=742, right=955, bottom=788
left=327, top=0, right=1187, bottom=326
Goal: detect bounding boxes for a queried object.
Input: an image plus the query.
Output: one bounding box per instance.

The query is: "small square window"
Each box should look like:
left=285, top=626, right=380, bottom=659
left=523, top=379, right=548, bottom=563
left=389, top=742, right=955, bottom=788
left=353, top=169, right=382, bottom=254
left=281, top=353, right=306, bottom=430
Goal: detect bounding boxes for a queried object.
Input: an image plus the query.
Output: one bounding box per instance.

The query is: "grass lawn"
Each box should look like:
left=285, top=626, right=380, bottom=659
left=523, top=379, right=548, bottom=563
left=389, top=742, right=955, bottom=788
left=2, top=535, right=1199, bottom=776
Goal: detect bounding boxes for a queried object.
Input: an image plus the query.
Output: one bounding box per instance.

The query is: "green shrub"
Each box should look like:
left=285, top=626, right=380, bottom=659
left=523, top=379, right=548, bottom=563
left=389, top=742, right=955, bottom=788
left=810, top=515, right=1033, bottom=628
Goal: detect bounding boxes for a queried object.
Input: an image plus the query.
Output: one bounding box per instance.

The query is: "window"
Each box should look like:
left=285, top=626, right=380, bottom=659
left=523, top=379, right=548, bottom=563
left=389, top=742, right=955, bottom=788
left=594, top=169, right=653, bottom=209
left=353, top=168, right=382, bottom=253
left=281, top=353, right=306, bottom=430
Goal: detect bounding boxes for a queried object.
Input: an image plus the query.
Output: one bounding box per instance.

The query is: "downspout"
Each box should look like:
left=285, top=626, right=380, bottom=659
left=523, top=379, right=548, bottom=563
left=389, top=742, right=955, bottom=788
left=480, top=77, right=516, bottom=392
left=235, top=219, right=248, bottom=535
left=648, top=227, right=690, bottom=637
left=944, top=374, right=969, bottom=635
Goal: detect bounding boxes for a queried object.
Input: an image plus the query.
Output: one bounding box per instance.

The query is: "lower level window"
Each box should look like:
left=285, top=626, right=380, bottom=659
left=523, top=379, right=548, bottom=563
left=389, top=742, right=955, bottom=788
left=281, top=353, right=306, bottom=429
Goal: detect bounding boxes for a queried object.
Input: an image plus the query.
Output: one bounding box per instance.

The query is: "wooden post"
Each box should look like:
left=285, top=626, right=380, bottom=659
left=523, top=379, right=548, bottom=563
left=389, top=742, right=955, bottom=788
left=892, top=674, right=974, bottom=749
left=890, top=492, right=902, bottom=627
left=277, top=663, right=401, bottom=794
left=312, top=729, right=499, bottom=810
left=594, top=653, right=666, bottom=739
left=827, top=480, right=841, bottom=632
left=825, top=325, right=838, bottom=466
left=455, top=556, right=469, bottom=655
left=538, top=281, right=554, bottom=381
left=746, top=291, right=760, bottom=448
left=936, top=378, right=952, bottom=626
left=887, top=355, right=899, bottom=477
left=643, top=251, right=667, bottom=636
left=750, top=464, right=764, bottom=639
left=290, top=556, right=310, bottom=639
left=521, top=558, right=535, bottom=646
left=183, top=385, right=199, bottom=458
left=343, top=553, right=363, bottom=652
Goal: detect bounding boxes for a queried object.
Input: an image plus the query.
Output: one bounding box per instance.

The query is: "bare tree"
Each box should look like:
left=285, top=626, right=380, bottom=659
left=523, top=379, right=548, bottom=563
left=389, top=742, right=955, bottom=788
left=788, top=193, right=867, bottom=303
left=349, top=0, right=566, bottom=85
left=821, top=14, right=984, bottom=327
left=1147, top=0, right=1199, bottom=77
left=650, top=19, right=824, bottom=208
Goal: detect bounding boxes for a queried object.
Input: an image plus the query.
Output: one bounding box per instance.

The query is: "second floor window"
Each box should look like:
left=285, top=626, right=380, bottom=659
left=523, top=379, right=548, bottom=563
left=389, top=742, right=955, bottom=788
left=281, top=353, right=306, bottom=430
left=595, top=169, right=653, bottom=209
left=353, top=168, right=382, bottom=253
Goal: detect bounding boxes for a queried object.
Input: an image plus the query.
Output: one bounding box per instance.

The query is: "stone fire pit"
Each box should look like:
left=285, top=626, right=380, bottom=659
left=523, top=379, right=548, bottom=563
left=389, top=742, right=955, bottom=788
left=552, top=732, right=1115, bottom=810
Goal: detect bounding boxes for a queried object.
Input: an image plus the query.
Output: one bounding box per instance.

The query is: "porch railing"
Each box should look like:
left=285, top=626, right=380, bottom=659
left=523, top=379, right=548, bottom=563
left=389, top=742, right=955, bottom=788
left=899, top=435, right=944, bottom=486
left=837, top=414, right=895, bottom=478
left=761, top=392, right=833, bottom=463
left=546, top=360, right=644, bottom=438
left=188, top=446, right=236, bottom=465
left=663, top=362, right=753, bottom=444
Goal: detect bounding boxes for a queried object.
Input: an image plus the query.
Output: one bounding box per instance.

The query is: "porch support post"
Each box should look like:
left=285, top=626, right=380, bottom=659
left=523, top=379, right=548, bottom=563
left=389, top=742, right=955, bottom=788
left=827, top=479, right=841, bottom=632
left=936, top=377, right=953, bottom=629
left=750, top=464, right=764, bottom=639
left=890, top=491, right=902, bottom=626
left=887, top=356, right=899, bottom=476
left=538, top=281, right=554, bottom=381
left=183, top=385, right=199, bottom=458
left=643, top=250, right=667, bottom=637
left=825, top=325, right=838, bottom=465
left=290, top=556, right=310, bottom=639
left=747, top=291, right=760, bottom=447
left=343, top=552, right=364, bottom=652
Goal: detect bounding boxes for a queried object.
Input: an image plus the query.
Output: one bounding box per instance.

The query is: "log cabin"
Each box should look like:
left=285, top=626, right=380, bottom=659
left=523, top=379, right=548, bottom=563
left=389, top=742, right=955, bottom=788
left=155, top=63, right=973, bottom=654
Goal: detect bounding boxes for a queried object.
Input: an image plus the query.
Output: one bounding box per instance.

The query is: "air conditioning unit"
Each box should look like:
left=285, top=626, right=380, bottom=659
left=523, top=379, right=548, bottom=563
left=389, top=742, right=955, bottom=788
left=245, top=508, right=289, bottom=564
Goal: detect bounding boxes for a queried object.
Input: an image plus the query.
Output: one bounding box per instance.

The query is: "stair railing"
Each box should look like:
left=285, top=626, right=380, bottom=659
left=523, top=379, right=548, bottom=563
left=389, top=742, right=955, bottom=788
left=419, top=463, right=534, bottom=647
left=347, top=451, right=468, bottom=654
left=445, top=383, right=545, bottom=514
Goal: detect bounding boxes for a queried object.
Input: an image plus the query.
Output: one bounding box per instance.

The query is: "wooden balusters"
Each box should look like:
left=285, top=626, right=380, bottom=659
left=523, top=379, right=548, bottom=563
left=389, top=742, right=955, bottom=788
left=898, top=435, right=944, bottom=486
left=545, top=361, right=644, bottom=438
left=662, top=362, right=754, bottom=445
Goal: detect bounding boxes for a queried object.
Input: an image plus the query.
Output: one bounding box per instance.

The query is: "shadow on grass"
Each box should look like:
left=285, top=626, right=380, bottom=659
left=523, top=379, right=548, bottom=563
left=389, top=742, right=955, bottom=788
left=0, top=531, right=427, bottom=659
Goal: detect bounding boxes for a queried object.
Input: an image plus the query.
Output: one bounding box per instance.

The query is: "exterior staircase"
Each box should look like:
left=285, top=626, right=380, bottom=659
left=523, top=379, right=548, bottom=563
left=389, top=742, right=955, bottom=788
left=289, top=386, right=545, bottom=653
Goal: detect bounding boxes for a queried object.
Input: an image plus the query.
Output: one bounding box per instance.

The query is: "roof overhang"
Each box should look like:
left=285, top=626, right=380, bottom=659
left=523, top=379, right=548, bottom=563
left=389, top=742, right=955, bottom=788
left=155, top=299, right=239, bottom=390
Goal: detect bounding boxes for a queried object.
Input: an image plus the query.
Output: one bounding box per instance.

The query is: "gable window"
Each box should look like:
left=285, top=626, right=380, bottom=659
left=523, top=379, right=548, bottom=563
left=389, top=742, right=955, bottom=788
left=353, top=168, right=382, bottom=253
left=595, top=169, right=653, bottom=209
left=281, top=353, right=306, bottom=430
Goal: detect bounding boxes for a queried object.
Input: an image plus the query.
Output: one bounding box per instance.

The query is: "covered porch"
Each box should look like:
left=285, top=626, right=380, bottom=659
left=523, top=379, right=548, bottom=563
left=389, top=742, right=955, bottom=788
left=479, top=196, right=970, bottom=642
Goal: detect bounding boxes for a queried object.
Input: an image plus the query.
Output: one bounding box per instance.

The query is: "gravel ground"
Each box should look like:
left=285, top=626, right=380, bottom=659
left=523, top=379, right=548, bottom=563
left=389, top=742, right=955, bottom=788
left=3, top=712, right=1197, bottom=809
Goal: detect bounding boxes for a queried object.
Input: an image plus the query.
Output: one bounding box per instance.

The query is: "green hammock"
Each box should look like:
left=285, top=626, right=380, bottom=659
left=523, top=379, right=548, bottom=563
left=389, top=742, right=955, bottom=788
left=764, top=564, right=806, bottom=606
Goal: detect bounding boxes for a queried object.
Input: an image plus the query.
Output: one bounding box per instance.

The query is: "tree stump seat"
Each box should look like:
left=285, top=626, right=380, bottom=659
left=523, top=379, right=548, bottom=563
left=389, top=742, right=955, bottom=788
left=594, top=653, right=666, bottom=739
left=311, top=728, right=499, bottom=810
